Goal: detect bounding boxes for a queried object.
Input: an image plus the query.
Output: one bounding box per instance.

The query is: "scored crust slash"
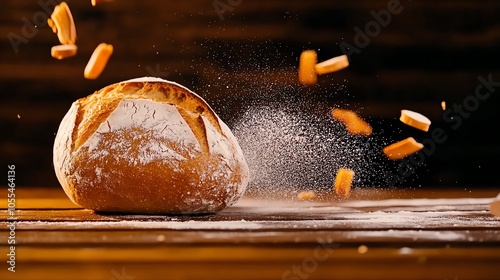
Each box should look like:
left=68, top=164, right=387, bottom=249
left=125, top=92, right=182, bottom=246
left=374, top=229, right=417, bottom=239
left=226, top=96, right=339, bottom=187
left=53, top=77, right=249, bottom=214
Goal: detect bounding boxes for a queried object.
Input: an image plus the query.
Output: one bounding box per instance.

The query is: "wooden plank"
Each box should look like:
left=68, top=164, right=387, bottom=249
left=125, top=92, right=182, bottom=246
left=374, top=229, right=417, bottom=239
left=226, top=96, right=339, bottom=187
left=3, top=211, right=497, bottom=231
left=3, top=246, right=500, bottom=263
left=0, top=188, right=499, bottom=279
left=1, top=247, right=499, bottom=280
left=1, top=197, right=498, bottom=232
left=4, top=229, right=500, bottom=245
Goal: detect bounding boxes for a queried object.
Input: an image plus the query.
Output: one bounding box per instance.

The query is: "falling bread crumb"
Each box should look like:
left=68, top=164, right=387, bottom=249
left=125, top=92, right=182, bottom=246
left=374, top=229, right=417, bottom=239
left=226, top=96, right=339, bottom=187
left=297, top=191, right=316, bottom=201
left=399, top=109, right=431, bottom=132
left=47, top=2, right=77, bottom=45
left=315, top=55, right=349, bottom=75
left=51, top=44, right=77, bottom=60
left=91, top=0, right=115, bottom=6
left=331, top=108, right=372, bottom=136
left=334, top=168, right=354, bottom=198
left=298, top=50, right=318, bottom=85
left=383, top=137, right=424, bottom=160
left=358, top=245, right=369, bottom=254
left=84, top=43, right=113, bottom=80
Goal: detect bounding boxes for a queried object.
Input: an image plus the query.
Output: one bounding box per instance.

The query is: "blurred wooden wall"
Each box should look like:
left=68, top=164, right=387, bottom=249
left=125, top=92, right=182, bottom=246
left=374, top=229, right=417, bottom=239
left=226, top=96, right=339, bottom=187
left=1, top=0, right=499, bottom=187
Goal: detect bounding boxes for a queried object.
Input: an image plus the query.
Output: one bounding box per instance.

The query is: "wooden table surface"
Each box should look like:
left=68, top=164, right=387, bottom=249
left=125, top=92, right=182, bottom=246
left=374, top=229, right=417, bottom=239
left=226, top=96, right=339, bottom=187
left=1, top=187, right=499, bottom=280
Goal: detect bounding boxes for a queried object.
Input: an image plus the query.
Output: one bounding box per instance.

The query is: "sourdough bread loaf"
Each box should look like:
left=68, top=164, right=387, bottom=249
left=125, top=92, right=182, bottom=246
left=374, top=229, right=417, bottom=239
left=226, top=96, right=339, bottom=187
left=53, top=77, right=249, bottom=214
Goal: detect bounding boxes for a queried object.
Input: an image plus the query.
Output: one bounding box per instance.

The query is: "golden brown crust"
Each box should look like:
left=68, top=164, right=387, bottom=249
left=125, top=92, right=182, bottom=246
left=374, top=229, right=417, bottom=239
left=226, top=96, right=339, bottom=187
left=73, top=79, right=222, bottom=152
left=54, top=77, right=249, bottom=214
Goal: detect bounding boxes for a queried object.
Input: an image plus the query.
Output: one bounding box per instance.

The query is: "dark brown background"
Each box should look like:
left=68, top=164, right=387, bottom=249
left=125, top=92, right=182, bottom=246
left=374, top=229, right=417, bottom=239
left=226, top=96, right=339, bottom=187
left=1, top=0, right=499, bottom=188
